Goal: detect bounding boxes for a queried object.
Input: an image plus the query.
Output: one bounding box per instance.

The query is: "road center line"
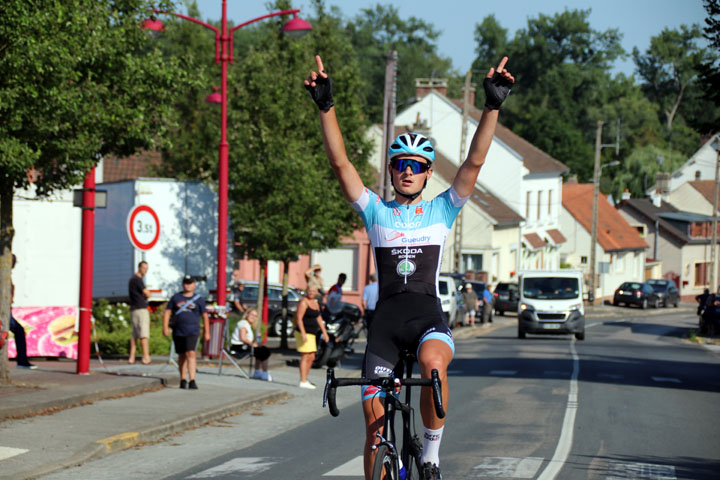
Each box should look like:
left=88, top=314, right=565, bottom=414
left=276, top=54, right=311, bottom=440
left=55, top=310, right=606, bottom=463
left=536, top=337, right=579, bottom=480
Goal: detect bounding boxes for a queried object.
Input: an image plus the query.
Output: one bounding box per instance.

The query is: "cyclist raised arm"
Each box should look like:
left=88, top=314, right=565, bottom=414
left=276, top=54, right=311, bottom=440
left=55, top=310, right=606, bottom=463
left=306, top=53, right=514, bottom=480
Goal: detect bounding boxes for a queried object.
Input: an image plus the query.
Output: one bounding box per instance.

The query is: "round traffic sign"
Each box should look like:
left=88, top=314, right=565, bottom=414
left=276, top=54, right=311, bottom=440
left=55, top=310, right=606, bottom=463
left=127, top=205, right=160, bottom=251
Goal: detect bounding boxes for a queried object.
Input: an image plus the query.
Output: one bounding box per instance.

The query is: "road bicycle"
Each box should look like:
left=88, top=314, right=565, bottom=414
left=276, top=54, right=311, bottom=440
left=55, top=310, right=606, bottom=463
left=323, top=352, right=445, bottom=479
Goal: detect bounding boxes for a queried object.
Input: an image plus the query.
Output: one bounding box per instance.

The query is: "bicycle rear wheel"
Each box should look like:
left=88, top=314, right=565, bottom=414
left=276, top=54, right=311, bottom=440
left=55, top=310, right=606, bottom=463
left=372, top=444, right=399, bottom=480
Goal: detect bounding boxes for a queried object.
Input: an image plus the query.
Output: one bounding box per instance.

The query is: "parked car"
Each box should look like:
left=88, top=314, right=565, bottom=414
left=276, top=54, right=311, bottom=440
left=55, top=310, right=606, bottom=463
left=613, top=282, right=660, bottom=309
left=233, top=282, right=302, bottom=336
left=438, top=274, right=462, bottom=328
left=647, top=279, right=680, bottom=307
left=493, top=282, right=518, bottom=315
left=458, top=280, right=493, bottom=323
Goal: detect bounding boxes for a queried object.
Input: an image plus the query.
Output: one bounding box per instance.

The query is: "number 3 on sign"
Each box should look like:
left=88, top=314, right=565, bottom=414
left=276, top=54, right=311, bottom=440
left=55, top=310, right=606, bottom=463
left=127, top=205, right=160, bottom=251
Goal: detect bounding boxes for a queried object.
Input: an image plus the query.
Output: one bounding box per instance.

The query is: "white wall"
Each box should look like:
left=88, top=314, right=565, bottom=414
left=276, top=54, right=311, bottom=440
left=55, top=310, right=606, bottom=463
left=669, top=182, right=713, bottom=215
left=13, top=188, right=81, bottom=307
left=667, top=134, right=720, bottom=192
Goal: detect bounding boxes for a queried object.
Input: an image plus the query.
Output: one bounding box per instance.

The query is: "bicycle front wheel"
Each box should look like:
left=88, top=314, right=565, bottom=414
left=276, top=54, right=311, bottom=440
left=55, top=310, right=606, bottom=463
left=372, top=444, right=399, bottom=480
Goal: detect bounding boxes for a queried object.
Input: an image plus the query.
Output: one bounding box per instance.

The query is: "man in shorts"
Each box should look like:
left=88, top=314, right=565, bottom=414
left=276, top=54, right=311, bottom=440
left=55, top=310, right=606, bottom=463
left=163, top=275, right=210, bottom=389
left=305, top=54, right=514, bottom=479
left=128, top=261, right=151, bottom=364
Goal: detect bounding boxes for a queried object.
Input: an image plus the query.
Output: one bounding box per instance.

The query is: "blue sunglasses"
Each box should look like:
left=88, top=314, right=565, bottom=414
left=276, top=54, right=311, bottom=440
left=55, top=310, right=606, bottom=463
left=390, top=158, right=431, bottom=174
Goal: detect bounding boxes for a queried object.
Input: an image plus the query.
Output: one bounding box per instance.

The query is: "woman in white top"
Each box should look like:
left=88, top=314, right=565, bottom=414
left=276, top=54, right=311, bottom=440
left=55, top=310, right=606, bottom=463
left=231, top=308, right=272, bottom=381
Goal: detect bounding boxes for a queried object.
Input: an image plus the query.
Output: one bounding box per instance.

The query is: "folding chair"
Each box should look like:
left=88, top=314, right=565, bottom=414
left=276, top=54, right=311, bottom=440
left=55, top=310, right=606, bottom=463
left=217, top=312, right=253, bottom=378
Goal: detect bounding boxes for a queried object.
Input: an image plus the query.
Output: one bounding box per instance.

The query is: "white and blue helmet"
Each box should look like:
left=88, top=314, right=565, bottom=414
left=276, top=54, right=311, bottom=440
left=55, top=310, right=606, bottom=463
left=388, top=133, right=435, bottom=163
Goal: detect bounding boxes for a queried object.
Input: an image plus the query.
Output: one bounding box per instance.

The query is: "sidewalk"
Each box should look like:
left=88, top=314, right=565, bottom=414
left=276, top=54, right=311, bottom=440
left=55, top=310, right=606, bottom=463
left=0, top=306, right=695, bottom=480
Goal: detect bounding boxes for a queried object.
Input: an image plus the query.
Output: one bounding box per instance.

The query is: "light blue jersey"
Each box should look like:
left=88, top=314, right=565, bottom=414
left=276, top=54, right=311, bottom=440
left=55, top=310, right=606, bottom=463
left=351, top=186, right=468, bottom=302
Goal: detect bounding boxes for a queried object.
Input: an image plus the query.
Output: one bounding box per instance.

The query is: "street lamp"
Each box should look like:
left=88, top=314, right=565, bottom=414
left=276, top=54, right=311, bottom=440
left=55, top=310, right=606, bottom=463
left=143, top=1, right=311, bottom=310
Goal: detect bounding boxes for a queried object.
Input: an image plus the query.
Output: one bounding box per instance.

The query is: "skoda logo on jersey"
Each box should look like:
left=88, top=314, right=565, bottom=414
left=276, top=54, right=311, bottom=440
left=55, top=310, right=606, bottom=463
left=397, top=259, right=416, bottom=276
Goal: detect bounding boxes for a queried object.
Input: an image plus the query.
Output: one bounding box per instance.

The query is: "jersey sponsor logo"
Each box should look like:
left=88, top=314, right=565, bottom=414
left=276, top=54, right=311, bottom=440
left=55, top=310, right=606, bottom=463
left=396, top=259, right=416, bottom=276
left=415, top=206, right=424, bottom=215
left=394, top=220, right=421, bottom=228
left=401, top=235, right=431, bottom=244
left=391, top=247, right=423, bottom=256
left=385, top=230, right=404, bottom=241
left=393, top=208, right=401, bottom=216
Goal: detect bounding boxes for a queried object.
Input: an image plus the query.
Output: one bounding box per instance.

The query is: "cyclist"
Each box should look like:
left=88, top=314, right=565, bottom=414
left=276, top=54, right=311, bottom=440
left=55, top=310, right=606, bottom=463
left=305, top=54, right=514, bottom=479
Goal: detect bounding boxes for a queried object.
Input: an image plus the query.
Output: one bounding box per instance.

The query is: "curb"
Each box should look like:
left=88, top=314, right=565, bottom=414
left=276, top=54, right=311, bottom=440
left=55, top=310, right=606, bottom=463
left=0, top=374, right=170, bottom=422
left=15, top=389, right=290, bottom=480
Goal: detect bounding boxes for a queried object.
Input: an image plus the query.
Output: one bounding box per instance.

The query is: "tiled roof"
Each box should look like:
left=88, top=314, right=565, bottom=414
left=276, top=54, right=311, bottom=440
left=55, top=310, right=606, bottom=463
left=448, top=99, right=569, bottom=173
left=617, top=198, right=690, bottom=245
left=690, top=180, right=720, bottom=208
left=523, top=232, right=547, bottom=249
left=562, top=183, right=648, bottom=252
left=102, top=151, right=162, bottom=183
left=546, top=228, right=567, bottom=245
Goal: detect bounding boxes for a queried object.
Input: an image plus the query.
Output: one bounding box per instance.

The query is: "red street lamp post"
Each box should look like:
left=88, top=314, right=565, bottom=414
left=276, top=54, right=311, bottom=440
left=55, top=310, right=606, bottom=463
left=143, top=1, right=311, bottom=309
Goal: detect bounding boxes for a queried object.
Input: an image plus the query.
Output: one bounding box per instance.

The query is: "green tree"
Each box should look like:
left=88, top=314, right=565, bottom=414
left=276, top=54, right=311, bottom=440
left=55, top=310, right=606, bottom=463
left=698, top=0, right=720, bottom=132
left=346, top=4, right=454, bottom=123
left=471, top=9, right=625, bottom=181
left=0, top=0, right=191, bottom=382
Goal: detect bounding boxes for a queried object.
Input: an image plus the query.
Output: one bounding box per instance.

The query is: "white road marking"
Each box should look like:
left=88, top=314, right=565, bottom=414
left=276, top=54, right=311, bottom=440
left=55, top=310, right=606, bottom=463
left=323, top=455, right=364, bottom=476
left=651, top=376, right=681, bottom=384
left=606, top=461, right=676, bottom=479
left=536, top=337, right=579, bottom=480
left=0, top=447, right=28, bottom=461
left=489, top=370, right=518, bottom=376
left=470, top=457, right=544, bottom=478
left=186, top=457, right=277, bottom=478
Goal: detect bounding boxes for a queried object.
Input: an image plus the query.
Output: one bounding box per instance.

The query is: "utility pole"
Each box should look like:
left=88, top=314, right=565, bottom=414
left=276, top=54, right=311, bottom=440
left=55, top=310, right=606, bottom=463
left=453, top=70, right=473, bottom=272
left=381, top=50, right=398, bottom=201
left=589, top=119, right=620, bottom=305
left=710, top=139, right=720, bottom=293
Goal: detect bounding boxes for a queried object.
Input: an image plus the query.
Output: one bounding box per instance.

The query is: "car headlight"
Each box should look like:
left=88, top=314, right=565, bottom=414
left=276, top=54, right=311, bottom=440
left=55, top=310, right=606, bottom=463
left=568, top=303, right=582, bottom=311
left=520, top=303, right=534, bottom=311
left=441, top=298, right=450, bottom=305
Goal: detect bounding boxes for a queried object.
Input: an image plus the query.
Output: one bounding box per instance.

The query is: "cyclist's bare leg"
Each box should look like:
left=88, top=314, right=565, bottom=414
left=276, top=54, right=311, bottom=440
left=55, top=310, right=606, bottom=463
left=362, top=395, right=386, bottom=479
left=417, top=339, right=452, bottom=428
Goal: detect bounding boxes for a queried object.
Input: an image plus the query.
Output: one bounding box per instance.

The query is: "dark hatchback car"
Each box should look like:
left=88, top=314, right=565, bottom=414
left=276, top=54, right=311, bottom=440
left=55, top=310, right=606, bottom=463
left=613, top=282, right=660, bottom=309
left=647, top=279, right=680, bottom=307
left=493, top=282, right=518, bottom=315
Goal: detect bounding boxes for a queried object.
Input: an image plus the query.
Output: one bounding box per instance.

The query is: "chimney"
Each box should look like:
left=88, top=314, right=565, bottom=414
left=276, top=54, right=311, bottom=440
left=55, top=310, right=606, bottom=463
left=621, top=188, right=631, bottom=201
left=462, top=84, right=476, bottom=107
left=415, top=78, right=448, bottom=98
left=651, top=190, right=662, bottom=207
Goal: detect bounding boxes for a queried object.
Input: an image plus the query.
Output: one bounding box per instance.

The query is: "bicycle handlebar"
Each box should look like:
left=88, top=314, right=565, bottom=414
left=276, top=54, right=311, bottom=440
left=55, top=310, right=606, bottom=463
left=323, top=368, right=445, bottom=419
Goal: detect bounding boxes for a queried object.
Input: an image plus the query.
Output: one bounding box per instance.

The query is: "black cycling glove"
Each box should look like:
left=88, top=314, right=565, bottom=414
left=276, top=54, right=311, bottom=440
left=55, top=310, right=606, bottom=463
left=305, top=74, right=334, bottom=112
left=483, top=71, right=513, bottom=110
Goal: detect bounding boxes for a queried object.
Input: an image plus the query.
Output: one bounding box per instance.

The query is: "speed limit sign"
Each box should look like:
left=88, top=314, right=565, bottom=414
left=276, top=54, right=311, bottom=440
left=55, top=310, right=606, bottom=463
left=127, top=205, right=160, bottom=251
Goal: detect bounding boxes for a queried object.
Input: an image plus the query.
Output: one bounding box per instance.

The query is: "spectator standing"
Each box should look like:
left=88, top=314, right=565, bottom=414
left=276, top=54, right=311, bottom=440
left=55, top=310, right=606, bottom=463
left=362, top=273, right=379, bottom=331
left=482, top=284, right=493, bottom=325
left=305, top=264, right=325, bottom=299
left=461, top=283, right=478, bottom=327
left=231, top=269, right=247, bottom=314
left=294, top=285, right=329, bottom=389
left=8, top=254, right=36, bottom=369
left=128, top=261, right=151, bottom=365
left=325, top=273, right=347, bottom=316
left=163, top=275, right=210, bottom=389
left=230, top=308, right=272, bottom=381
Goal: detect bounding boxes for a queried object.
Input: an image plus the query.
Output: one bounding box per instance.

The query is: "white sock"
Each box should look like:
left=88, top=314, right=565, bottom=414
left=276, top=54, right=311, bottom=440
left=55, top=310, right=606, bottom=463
left=421, top=425, right=444, bottom=466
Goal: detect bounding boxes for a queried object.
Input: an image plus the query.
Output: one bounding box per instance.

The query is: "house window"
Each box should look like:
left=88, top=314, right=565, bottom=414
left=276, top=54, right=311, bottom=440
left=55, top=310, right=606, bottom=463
left=580, top=256, right=588, bottom=265
left=695, top=262, right=710, bottom=286
left=526, top=191, right=531, bottom=218
left=548, top=190, right=552, bottom=215
left=537, top=190, right=542, bottom=220
left=695, top=170, right=701, bottom=180
left=634, top=225, right=647, bottom=237
left=462, top=253, right=483, bottom=272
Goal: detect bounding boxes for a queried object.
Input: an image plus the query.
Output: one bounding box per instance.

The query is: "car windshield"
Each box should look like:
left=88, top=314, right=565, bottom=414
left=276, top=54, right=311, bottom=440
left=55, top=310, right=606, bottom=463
left=620, top=282, right=642, bottom=290
left=523, top=277, right=579, bottom=300
left=648, top=283, right=666, bottom=292
left=439, top=280, right=449, bottom=295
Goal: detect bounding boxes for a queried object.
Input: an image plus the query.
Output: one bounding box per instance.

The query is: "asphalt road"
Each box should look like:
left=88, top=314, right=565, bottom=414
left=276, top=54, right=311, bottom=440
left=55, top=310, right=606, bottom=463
left=43, top=309, right=720, bottom=480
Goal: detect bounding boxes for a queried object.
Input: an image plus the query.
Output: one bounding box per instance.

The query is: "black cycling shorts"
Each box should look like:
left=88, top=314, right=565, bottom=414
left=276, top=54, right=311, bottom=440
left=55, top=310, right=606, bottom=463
left=361, top=292, right=453, bottom=400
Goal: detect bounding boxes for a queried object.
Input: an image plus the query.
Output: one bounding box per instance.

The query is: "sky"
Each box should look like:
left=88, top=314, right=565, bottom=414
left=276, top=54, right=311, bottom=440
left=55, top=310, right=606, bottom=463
left=190, top=0, right=710, bottom=76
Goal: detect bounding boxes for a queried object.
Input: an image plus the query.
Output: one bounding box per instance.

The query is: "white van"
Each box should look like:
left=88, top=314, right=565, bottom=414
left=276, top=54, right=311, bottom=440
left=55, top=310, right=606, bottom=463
left=438, top=274, right=461, bottom=328
left=517, top=270, right=585, bottom=340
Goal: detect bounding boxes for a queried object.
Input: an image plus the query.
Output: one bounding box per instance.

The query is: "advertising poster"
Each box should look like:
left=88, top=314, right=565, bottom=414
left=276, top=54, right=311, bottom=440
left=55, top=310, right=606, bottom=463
left=8, top=306, right=78, bottom=360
